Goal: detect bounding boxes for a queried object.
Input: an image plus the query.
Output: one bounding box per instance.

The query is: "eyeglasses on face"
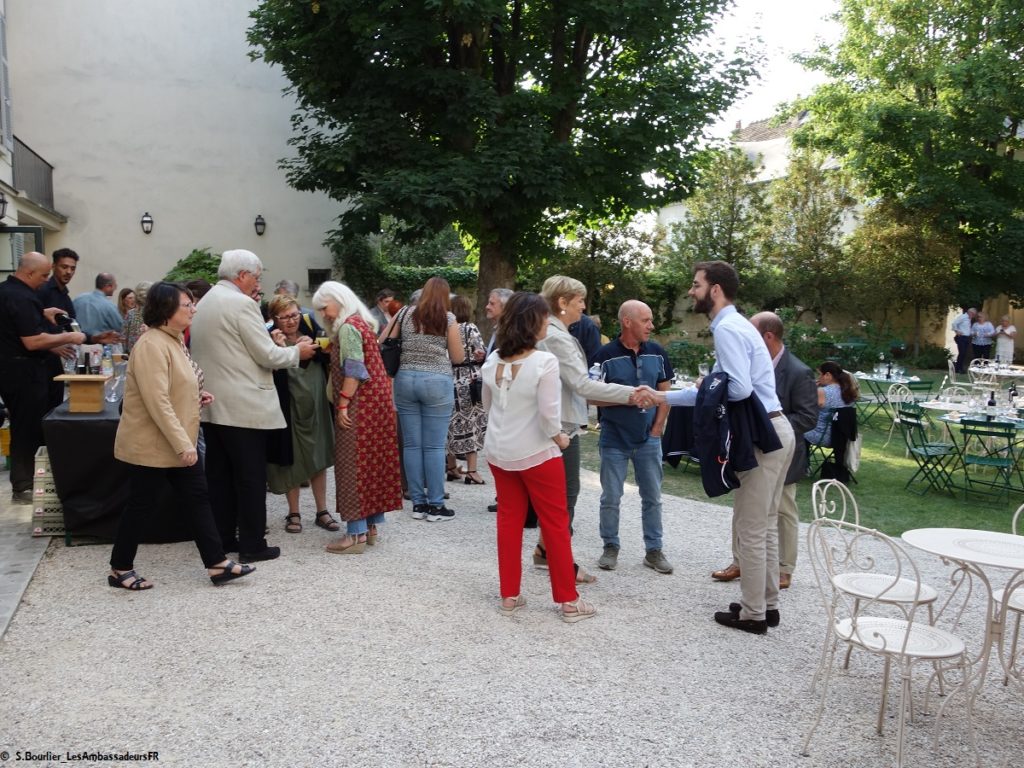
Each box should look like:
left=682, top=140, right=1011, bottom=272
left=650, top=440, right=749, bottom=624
left=179, top=302, right=196, bottom=310
left=276, top=313, right=301, bottom=322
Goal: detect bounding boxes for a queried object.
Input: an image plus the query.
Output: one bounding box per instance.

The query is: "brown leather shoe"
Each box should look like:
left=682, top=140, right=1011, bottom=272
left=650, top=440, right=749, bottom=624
left=711, top=564, right=741, bottom=582
left=779, top=572, right=792, bottom=590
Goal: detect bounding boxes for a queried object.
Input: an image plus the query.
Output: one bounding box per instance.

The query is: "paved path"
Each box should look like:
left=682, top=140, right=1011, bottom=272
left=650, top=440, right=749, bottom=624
left=0, top=474, right=50, bottom=638
left=0, top=455, right=1020, bottom=767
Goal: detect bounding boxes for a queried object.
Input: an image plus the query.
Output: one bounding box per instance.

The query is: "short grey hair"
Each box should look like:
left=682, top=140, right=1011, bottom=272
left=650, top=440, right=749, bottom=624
left=311, top=280, right=379, bottom=334
left=274, top=279, right=300, bottom=297
left=218, top=249, right=263, bottom=280
left=490, top=287, right=513, bottom=306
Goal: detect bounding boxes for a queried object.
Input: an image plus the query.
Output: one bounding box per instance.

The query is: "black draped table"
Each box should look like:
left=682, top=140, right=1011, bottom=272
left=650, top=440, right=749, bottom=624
left=42, top=401, right=189, bottom=541
left=661, top=406, right=697, bottom=469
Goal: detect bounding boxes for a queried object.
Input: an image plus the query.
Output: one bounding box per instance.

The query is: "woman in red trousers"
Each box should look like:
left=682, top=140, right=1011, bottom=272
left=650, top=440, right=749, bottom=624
left=481, top=292, right=595, bottom=623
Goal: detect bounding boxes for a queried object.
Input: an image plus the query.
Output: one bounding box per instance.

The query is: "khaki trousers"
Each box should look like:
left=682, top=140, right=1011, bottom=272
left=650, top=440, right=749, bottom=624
left=732, top=416, right=795, bottom=621
left=729, top=481, right=799, bottom=574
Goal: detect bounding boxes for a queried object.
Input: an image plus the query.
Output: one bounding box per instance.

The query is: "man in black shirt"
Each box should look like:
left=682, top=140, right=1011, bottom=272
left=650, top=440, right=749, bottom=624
left=37, top=248, right=79, bottom=407
left=0, top=252, right=85, bottom=502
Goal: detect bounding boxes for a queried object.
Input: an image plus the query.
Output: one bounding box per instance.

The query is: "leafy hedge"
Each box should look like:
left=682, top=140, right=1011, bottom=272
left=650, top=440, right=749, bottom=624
left=164, top=248, right=220, bottom=283
left=332, top=235, right=476, bottom=302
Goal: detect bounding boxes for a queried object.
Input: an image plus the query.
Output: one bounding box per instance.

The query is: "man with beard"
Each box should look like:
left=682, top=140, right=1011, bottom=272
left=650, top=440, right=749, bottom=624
left=645, top=262, right=794, bottom=634
left=710, top=311, right=818, bottom=590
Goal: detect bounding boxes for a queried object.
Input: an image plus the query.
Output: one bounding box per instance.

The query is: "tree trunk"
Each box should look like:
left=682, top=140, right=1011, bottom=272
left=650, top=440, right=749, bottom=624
left=913, top=304, right=922, bottom=357
left=475, top=235, right=517, bottom=338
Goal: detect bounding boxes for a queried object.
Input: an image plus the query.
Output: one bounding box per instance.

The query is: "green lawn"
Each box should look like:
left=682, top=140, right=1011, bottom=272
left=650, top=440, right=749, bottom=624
left=578, top=399, right=1022, bottom=537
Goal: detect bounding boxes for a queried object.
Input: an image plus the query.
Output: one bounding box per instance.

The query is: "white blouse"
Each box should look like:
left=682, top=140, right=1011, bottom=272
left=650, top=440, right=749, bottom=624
left=482, top=350, right=562, bottom=471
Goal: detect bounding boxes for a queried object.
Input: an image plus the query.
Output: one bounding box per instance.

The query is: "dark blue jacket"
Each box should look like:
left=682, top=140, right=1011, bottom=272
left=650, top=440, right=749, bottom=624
left=569, top=315, right=602, bottom=367
left=693, top=371, right=783, bottom=497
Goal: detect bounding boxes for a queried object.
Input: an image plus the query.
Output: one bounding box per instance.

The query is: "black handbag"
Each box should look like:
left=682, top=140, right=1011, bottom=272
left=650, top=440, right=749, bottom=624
left=468, top=375, right=483, bottom=406
left=380, top=307, right=409, bottom=378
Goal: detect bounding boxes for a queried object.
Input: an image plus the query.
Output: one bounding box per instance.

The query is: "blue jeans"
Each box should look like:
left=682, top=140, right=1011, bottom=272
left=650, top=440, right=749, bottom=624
left=347, top=512, right=385, bottom=535
left=598, top=437, right=664, bottom=551
left=394, top=369, right=454, bottom=506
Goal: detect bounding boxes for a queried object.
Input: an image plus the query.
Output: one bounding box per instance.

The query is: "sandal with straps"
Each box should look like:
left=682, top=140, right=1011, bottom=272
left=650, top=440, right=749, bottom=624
left=209, top=559, right=255, bottom=586
left=108, top=569, right=153, bottom=591
left=561, top=597, right=597, bottom=624
left=284, top=513, right=302, bottom=534
left=463, top=470, right=486, bottom=485
left=315, top=511, right=341, bottom=531
left=500, top=595, right=526, bottom=616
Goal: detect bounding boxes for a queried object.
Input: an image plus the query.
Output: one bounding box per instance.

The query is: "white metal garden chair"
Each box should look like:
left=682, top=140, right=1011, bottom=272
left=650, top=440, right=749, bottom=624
left=802, top=517, right=969, bottom=768
left=968, top=358, right=997, bottom=386
left=939, top=385, right=971, bottom=402
left=883, top=382, right=914, bottom=448
left=810, top=480, right=940, bottom=682
left=994, top=503, right=1024, bottom=685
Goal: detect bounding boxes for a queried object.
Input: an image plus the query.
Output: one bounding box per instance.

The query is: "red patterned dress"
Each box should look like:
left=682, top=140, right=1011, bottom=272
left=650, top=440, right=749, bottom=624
left=330, top=315, right=403, bottom=522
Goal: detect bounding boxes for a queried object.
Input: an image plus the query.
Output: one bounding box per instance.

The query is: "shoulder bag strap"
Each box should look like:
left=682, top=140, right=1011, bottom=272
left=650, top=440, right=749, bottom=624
left=385, top=306, right=409, bottom=341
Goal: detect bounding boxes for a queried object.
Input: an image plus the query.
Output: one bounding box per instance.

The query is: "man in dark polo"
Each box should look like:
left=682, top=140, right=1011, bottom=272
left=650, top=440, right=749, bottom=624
left=0, top=252, right=85, bottom=503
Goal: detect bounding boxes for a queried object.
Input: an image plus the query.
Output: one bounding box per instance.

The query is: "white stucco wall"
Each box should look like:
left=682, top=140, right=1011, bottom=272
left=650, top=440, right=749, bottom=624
left=6, top=0, right=341, bottom=301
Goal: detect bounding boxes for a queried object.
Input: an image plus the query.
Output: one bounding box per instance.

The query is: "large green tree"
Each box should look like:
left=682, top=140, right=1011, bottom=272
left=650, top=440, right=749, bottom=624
left=794, top=0, right=1024, bottom=303
left=763, top=146, right=857, bottom=321
left=662, top=146, right=780, bottom=309
left=248, top=0, right=753, bottom=318
left=844, top=199, right=958, bottom=352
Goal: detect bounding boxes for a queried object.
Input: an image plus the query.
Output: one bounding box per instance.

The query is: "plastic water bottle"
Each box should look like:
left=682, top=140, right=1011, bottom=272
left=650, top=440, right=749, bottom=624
left=588, top=362, right=603, bottom=381
left=100, top=345, right=114, bottom=376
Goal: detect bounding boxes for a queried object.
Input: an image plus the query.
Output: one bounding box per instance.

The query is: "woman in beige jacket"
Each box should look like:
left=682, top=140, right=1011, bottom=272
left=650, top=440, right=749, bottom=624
left=108, top=282, right=255, bottom=590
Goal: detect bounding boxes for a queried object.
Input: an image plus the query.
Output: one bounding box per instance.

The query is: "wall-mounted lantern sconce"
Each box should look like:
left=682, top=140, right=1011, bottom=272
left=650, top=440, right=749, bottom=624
left=0, top=192, right=8, bottom=220
left=140, top=212, right=154, bottom=234
left=254, top=214, right=267, bottom=236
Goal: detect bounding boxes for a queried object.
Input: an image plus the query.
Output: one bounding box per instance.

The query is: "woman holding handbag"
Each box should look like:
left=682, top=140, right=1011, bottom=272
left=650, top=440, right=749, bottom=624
left=384, top=277, right=465, bottom=521
left=447, top=295, right=487, bottom=484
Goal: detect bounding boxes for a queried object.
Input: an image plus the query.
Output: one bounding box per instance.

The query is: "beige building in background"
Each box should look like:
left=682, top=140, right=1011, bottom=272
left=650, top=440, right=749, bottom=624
left=2, top=0, right=340, bottom=302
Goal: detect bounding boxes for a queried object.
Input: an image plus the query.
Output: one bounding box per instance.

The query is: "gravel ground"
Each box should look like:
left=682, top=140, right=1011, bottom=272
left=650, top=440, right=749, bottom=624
left=0, top=466, right=1020, bottom=767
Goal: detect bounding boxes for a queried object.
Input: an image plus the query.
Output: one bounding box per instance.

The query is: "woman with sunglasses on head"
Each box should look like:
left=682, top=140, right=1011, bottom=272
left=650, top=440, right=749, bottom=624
left=108, top=281, right=254, bottom=590
left=265, top=294, right=338, bottom=535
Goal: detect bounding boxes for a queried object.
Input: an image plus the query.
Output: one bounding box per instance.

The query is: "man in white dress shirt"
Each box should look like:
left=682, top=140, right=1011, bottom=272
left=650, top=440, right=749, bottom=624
left=651, top=261, right=795, bottom=634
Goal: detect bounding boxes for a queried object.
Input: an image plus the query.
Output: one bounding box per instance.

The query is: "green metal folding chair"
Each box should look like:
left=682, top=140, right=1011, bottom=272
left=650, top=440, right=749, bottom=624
left=897, top=411, right=957, bottom=495
left=958, top=419, right=1022, bottom=501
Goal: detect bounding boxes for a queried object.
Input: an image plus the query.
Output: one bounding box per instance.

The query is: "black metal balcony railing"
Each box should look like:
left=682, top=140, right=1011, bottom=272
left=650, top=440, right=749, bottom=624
left=12, top=136, right=54, bottom=210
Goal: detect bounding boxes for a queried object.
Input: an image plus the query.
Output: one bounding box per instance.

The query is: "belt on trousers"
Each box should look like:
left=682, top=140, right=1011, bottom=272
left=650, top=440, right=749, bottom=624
left=767, top=410, right=783, bottom=418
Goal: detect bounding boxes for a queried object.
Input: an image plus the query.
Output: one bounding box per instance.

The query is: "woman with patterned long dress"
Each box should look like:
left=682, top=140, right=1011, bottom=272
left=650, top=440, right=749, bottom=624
left=447, top=295, right=488, bottom=483
left=312, top=281, right=403, bottom=553
left=123, top=281, right=152, bottom=354
left=265, top=294, right=338, bottom=534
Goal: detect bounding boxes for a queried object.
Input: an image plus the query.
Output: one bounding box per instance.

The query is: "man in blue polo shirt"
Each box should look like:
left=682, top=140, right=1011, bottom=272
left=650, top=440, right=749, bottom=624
left=593, top=300, right=674, bottom=574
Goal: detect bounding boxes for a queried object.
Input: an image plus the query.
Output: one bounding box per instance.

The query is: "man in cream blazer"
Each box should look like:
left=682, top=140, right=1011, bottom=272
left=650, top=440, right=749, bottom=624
left=190, top=250, right=317, bottom=562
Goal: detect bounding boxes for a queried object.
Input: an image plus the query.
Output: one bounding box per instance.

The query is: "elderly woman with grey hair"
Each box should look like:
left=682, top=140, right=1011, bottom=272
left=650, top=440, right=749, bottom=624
left=312, top=280, right=402, bottom=553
